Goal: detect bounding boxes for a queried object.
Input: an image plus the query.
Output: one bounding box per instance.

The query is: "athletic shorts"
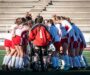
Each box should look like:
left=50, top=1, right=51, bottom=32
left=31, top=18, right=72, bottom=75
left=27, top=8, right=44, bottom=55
left=54, top=42, right=61, bottom=51
left=4, top=39, right=15, bottom=49
left=12, top=35, right=21, bottom=45
left=73, top=41, right=78, bottom=48
left=70, top=36, right=74, bottom=43
left=61, top=38, right=68, bottom=44
left=80, top=42, right=84, bottom=49
left=21, top=30, right=29, bottom=45
left=78, top=38, right=80, bottom=42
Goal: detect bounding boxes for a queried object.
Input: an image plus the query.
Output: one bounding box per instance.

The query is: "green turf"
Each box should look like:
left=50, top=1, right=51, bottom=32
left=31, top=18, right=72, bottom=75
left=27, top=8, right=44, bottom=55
left=0, top=50, right=90, bottom=70
left=0, top=50, right=5, bottom=55
left=0, top=55, right=4, bottom=69
left=0, top=50, right=5, bottom=70
left=83, top=51, right=90, bottom=65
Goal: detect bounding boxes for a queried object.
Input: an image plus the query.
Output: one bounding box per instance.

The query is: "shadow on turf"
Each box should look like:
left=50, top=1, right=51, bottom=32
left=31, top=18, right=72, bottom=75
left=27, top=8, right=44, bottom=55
left=0, top=70, right=90, bottom=75
left=0, top=66, right=90, bottom=75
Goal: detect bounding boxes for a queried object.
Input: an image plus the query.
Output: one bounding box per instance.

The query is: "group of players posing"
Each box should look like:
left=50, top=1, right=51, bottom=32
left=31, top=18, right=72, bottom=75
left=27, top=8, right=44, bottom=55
left=2, top=12, right=88, bottom=71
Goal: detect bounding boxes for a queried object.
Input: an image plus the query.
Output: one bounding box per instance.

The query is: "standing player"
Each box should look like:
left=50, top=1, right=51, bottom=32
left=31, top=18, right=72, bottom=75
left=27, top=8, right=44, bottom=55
left=12, top=17, right=29, bottom=70
left=67, top=18, right=81, bottom=69
left=68, top=17, right=87, bottom=69
left=46, top=19, right=61, bottom=69
left=29, top=16, right=52, bottom=71
left=2, top=24, right=17, bottom=70
left=57, top=16, right=72, bottom=70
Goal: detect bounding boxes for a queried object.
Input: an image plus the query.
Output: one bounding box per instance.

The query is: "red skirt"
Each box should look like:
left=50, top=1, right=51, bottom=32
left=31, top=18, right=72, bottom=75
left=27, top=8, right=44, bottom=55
left=12, top=35, right=21, bottom=45
left=73, top=41, right=78, bottom=48
left=4, top=39, right=15, bottom=49
left=54, top=42, right=61, bottom=51
left=80, top=42, right=84, bottom=49
left=61, top=38, right=68, bottom=44
left=70, top=36, right=74, bottom=43
left=4, top=39, right=12, bottom=47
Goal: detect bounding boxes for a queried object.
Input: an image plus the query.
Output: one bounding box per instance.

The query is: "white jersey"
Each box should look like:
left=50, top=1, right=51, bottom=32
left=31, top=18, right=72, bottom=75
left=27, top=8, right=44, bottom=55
left=10, top=24, right=17, bottom=30
left=61, top=20, right=72, bottom=33
left=15, top=24, right=29, bottom=36
left=4, top=33, right=12, bottom=40
left=15, top=24, right=23, bottom=36
left=55, top=23, right=62, bottom=40
left=4, top=24, right=17, bottom=40
left=10, top=24, right=17, bottom=36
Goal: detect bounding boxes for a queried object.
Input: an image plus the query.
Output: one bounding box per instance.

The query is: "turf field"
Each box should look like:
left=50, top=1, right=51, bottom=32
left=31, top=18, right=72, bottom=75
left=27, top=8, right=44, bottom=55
left=0, top=50, right=90, bottom=70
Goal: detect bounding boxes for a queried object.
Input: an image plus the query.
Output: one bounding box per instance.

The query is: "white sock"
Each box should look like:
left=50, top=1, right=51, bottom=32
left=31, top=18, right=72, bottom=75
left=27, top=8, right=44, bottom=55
left=8, top=58, right=12, bottom=67
left=15, top=57, right=20, bottom=69
left=19, top=57, right=24, bottom=69
left=4, top=55, right=11, bottom=65
left=2, top=55, right=7, bottom=65
left=11, top=56, right=16, bottom=67
left=60, top=59, right=65, bottom=70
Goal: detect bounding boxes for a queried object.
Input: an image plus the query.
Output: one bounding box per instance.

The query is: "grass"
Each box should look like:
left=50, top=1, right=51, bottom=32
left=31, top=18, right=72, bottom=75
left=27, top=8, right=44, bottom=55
left=82, top=51, right=90, bottom=65
left=0, top=50, right=5, bottom=69
left=0, top=50, right=90, bottom=70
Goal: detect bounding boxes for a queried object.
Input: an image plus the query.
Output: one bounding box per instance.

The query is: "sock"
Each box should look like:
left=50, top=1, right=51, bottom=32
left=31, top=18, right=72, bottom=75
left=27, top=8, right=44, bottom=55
left=4, top=55, right=12, bottom=65
left=23, top=55, right=29, bottom=66
left=2, top=55, right=7, bottom=65
left=26, top=43, right=31, bottom=54
left=25, top=55, right=30, bottom=61
left=74, top=56, right=81, bottom=68
left=58, top=58, right=62, bottom=67
left=73, top=57, right=77, bottom=67
left=63, top=55, right=70, bottom=67
left=11, top=56, right=16, bottom=67
left=51, top=56, right=59, bottom=68
left=34, top=56, right=38, bottom=62
left=19, top=57, right=24, bottom=69
left=79, top=55, right=86, bottom=67
left=8, top=58, right=12, bottom=67
left=60, top=59, right=65, bottom=70
left=69, top=57, right=73, bottom=68
left=15, top=57, right=20, bottom=69
left=83, top=55, right=88, bottom=67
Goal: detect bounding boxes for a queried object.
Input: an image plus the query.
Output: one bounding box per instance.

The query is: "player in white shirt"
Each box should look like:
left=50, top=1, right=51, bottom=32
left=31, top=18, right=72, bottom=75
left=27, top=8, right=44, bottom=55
left=12, top=17, right=30, bottom=70
left=2, top=24, right=17, bottom=70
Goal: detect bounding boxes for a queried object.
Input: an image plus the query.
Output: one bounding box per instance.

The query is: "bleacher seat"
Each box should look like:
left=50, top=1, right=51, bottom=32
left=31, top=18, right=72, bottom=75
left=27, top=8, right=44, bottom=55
left=0, top=0, right=90, bottom=46
left=0, top=0, right=48, bottom=32
left=40, top=0, right=90, bottom=33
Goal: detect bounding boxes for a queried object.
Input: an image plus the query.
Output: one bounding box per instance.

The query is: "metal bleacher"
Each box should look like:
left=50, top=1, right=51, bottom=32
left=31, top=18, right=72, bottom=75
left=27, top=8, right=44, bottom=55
left=0, top=0, right=50, bottom=46
left=0, top=0, right=90, bottom=47
left=40, top=0, right=90, bottom=47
